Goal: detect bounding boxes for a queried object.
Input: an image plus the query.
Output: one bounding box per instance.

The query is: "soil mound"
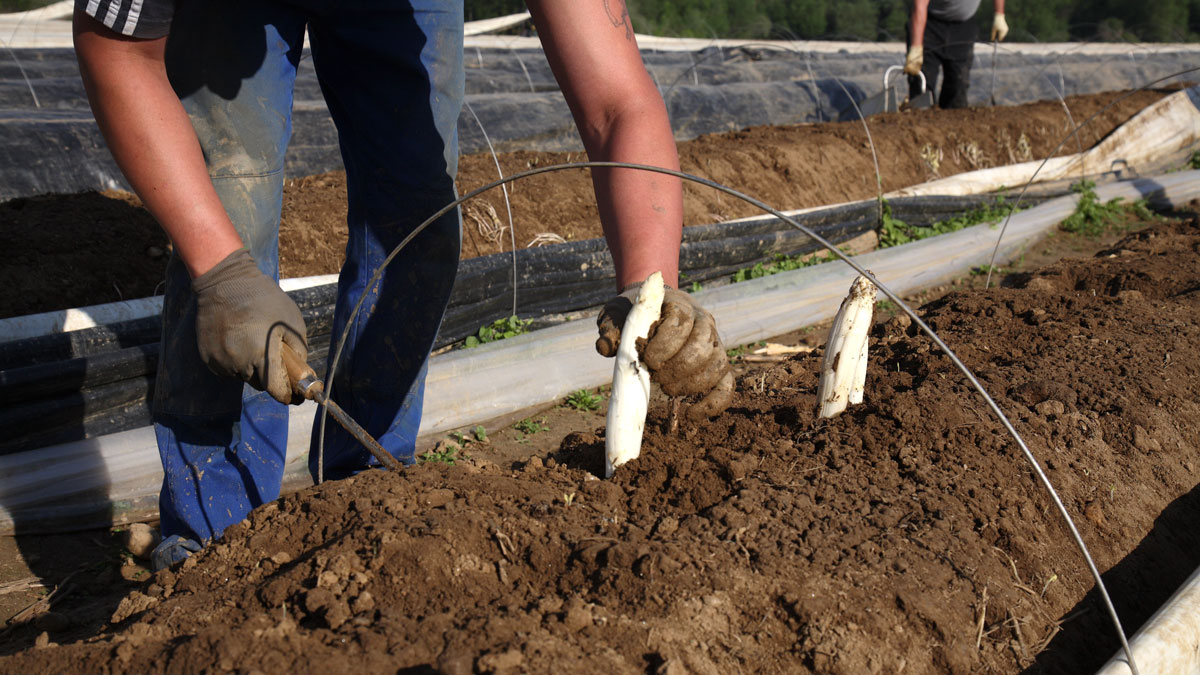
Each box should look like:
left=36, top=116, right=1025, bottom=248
left=0, top=89, right=1167, bottom=319
left=3, top=216, right=1197, bottom=673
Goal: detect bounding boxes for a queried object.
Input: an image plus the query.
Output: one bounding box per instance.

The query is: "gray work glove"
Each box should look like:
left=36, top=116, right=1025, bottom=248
left=192, top=248, right=308, bottom=405
left=596, top=284, right=735, bottom=421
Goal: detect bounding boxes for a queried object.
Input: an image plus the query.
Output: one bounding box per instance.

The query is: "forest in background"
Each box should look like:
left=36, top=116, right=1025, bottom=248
left=464, top=0, right=1200, bottom=43
left=0, top=0, right=1194, bottom=43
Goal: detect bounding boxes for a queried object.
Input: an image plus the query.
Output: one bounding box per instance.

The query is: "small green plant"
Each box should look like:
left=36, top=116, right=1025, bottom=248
left=727, top=340, right=766, bottom=360
left=1188, top=150, right=1200, bottom=170
left=970, top=263, right=1008, bottom=276
left=730, top=250, right=838, bottom=283
left=514, top=417, right=550, bottom=435
left=875, top=299, right=895, bottom=311
left=464, top=315, right=530, bottom=348
left=689, top=281, right=703, bottom=293
left=1128, top=198, right=1157, bottom=222
left=1060, top=180, right=1126, bottom=236
left=420, top=444, right=459, bottom=465
left=563, top=388, right=603, bottom=411
left=1060, top=182, right=1159, bottom=236
left=878, top=200, right=913, bottom=248
left=879, top=196, right=1019, bottom=248
left=446, top=426, right=488, bottom=447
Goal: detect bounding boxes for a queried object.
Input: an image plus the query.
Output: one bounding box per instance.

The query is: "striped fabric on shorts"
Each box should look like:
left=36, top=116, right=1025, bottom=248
left=74, top=0, right=174, bottom=39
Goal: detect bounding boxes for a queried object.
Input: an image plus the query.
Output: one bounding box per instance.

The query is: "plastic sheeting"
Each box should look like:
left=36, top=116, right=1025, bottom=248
left=1095, top=565, right=1200, bottom=675
left=2, top=192, right=1036, bottom=455
left=1, top=45, right=1199, bottom=198
left=2, top=169, right=1197, bottom=534
left=0, top=85, right=1195, bottom=458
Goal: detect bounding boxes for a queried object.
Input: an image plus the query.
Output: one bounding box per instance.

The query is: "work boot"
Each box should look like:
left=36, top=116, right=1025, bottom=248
left=151, top=534, right=202, bottom=572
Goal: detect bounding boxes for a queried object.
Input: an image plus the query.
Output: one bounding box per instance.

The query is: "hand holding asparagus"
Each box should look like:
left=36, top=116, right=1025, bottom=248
left=596, top=283, right=734, bottom=421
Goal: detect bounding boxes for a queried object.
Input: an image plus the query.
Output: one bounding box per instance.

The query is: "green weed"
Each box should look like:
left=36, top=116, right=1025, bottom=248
left=420, top=444, right=460, bottom=465
left=730, top=251, right=839, bottom=283
left=879, top=195, right=1018, bottom=248
left=447, top=425, right=488, bottom=448
left=1128, top=198, right=1157, bottom=221
left=970, top=264, right=1007, bottom=276
left=514, top=417, right=550, bottom=435
left=727, top=340, right=766, bottom=360
left=464, top=315, right=530, bottom=348
left=564, top=388, right=604, bottom=411
left=1059, top=180, right=1150, bottom=236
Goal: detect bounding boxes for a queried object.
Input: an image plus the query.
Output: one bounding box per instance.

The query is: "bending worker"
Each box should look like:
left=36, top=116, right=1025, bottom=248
left=74, top=0, right=734, bottom=570
left=905, top=0, right=1008, bottom=109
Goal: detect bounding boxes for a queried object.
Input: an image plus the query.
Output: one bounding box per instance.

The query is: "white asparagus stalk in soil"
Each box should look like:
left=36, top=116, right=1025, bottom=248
left=817, top=275, right=877, bottom=418
left=605, top=271, right=666, bottom=478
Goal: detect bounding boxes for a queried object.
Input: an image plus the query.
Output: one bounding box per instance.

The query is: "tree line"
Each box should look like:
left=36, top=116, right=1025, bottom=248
left=464, top=0, right=1200, bottom=43
left=1, top=0, right=1190, bottom=42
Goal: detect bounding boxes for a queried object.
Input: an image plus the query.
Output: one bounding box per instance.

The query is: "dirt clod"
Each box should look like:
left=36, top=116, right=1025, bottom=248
left=121, top=524, right=157, bottom=560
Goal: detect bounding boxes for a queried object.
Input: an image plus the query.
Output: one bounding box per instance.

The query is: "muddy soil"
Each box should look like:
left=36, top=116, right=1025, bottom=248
left=0, top=89, right=1168, bottom=319
left=0, top=208, right=1197, bottom=673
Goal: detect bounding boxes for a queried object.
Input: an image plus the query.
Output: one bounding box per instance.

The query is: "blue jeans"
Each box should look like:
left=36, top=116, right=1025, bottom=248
left=154, top=0, right=464, bottom=544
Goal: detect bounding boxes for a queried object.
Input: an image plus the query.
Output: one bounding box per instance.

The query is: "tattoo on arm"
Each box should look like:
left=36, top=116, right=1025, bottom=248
left=603, top=0, right=633, bottom=41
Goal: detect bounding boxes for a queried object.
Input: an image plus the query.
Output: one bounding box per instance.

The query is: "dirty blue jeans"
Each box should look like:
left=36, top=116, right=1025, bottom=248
left=153, top=0, right=464, bottom=545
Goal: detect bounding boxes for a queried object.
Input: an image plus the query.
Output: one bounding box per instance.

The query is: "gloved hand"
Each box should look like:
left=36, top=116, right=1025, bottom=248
left=903, top=45, right=924, bottom=76
left=596, top=284, right=734, bottom=420
left=991, top=13, right=1008, bottom=41
left=193, top=248, right=308, bottom=405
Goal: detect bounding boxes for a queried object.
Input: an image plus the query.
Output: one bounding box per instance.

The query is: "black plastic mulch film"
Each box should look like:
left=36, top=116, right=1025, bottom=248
left=0, top=47, right=1194, bottom=199
left=0, top=193, right=1055, bottom=455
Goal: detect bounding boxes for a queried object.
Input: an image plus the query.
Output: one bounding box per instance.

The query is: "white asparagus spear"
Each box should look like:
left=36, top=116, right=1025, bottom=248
left=817, top=275, right=877, bottom=418
left=605, top=271, right=666, bottom=478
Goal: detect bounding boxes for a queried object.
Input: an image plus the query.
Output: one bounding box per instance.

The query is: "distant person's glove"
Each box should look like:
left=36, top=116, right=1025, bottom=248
left=193, top=248, right=308, bottom=405
left=596, top=284, right=734, bottom=420
left=991, top=13, right=1009, bottom=41
left=904, top=45, right=924, bottom=76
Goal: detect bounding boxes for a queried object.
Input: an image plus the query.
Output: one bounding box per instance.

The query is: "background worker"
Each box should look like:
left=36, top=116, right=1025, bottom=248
left=74, top=0, right=733, bottom=571
left=905, top=0, right=1008, bottom=109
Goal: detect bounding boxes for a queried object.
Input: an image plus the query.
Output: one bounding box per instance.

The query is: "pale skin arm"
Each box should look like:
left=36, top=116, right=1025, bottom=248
left=525, top=0, right=683, bottom=290
left=910, top=0, right=929, bottom=48
left=73, top=11, right=244, bottom=278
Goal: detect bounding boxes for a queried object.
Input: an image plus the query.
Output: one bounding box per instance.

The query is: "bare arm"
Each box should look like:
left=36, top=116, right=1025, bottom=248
left=525, top=0, right=682, bottom=290
left=73, top=11, right=243, bottom=278
left=910, top=0, right=929, bottom=47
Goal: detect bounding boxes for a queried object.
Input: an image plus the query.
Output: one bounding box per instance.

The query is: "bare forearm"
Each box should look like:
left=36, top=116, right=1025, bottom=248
left=580, top=97, right=683, bottom=290
left=910, top=0, right=929, bottom=46
left=527, top=0, right=683, bottom=290
left=73, top=12, right=243, bottom=278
